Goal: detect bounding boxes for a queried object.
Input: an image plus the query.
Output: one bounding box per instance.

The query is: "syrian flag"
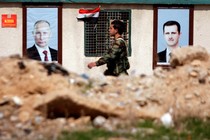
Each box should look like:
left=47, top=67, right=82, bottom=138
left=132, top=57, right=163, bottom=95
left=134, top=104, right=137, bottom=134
left=77, top=6, right=100, bottom=23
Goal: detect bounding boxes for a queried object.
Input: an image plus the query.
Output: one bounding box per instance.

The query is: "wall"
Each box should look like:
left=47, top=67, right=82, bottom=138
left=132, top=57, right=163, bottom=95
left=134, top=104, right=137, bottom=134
left=0, top=3, right=210, bottom=78
left=62, top=4, right=154, bottom=77
left=0, top=3, right=22, bottom=57
left=194, top=5, right=210, bottom=52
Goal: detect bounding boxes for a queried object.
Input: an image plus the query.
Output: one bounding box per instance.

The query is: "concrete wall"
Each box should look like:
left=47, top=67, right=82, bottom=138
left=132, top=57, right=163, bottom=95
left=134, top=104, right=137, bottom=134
left=0, top=3, right=22, bottom=57
left=0, top=3, right=210, bottom=78
left=62, top=4, right=154, bottom=78
left=194, top=6, right=210, bottom=52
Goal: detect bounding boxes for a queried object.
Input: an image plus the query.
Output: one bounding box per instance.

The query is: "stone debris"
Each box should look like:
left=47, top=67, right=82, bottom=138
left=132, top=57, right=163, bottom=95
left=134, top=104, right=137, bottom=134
left=0, top=46, right=210, bottom=139
left=170, top=45, right=209, bottom=67
left=12, top=96, right=23, bottom=106
left=160, top=111, right=174, bottom=128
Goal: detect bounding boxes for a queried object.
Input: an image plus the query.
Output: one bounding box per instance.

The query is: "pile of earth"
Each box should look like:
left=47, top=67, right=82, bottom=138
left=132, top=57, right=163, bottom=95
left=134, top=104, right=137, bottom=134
left=0, top=45, right=210, bottom=140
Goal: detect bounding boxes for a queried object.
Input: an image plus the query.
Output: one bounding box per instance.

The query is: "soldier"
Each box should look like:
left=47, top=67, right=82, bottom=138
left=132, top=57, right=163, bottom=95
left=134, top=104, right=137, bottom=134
left=87, top=20, right=130, bottom=76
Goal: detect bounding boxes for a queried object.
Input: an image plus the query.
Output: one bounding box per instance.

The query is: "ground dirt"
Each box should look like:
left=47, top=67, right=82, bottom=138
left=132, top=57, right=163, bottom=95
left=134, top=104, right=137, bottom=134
left=0, top=46, right=210, bottom=140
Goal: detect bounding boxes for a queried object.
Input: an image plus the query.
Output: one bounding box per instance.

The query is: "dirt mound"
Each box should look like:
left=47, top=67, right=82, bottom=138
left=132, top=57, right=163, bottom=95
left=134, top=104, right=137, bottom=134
left=0, top=46, right=210, bottom=139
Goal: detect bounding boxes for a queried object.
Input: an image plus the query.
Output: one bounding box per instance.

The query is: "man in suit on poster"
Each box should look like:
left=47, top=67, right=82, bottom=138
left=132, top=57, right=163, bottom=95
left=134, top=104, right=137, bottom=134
left=158, top=20, right=181, bottom=63
left=27, top=20, right=57, bottom=62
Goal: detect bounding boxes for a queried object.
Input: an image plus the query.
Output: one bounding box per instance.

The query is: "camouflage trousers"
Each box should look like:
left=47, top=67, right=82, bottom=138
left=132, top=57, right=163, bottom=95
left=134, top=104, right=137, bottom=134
left=103, top=70, right=128, bottom=77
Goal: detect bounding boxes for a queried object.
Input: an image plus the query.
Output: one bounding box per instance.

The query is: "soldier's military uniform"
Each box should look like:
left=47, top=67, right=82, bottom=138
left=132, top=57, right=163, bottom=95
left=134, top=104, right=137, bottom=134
left=95, top=37, right=130, bottom=76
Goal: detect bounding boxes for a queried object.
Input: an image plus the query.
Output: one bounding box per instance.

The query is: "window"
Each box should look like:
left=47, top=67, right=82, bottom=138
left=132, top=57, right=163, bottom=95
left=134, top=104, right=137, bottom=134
left=84, top=10, right=131, bottom=57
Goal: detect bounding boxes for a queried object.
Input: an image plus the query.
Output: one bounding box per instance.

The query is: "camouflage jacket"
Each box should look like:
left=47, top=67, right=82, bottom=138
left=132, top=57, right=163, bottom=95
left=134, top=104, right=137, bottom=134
left=96, top=38, right=130, bottom=76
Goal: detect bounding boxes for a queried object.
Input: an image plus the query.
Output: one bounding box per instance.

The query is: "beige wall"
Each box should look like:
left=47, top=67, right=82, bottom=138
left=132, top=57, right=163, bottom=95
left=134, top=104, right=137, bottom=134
left=0, top=4, right=210, bottom=78
left=62, top=4, right=154, bottom=77
left=0, top=3, right=22, bottom=57
left=194, top=6, right=210, bottom=52
left=131, top=5, right=154, bottom=75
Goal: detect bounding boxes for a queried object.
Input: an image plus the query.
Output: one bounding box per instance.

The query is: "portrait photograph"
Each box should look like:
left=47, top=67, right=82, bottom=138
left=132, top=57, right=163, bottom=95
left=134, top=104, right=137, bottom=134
left=153, top=6, right=194, bottom=67
left=23, top=5, right=62, bottom=64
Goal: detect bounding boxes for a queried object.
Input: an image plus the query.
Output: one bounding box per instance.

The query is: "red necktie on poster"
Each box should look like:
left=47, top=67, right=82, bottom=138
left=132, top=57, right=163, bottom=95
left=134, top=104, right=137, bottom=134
left=43, top=50, right=49, bottom=61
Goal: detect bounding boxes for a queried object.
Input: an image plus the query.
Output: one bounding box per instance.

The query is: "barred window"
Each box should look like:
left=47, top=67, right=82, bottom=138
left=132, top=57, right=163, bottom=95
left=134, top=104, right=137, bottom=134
left=84, top=10, right=131, bottom=57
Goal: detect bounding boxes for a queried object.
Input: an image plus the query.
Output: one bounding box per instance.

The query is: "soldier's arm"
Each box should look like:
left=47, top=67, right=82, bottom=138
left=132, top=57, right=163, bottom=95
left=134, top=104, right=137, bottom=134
left=96, top=40, right=122, bottom=66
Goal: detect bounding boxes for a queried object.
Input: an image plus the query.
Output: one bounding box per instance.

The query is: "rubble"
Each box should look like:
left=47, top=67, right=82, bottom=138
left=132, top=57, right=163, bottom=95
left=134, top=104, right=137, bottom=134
left=0, top=46, right=210, bottom=139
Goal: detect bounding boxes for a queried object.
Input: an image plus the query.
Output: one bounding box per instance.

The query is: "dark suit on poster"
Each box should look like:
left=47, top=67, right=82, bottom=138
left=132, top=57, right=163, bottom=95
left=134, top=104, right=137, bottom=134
left=157, top=49, right=167, bottom=63
left=27, top=45, right=58, bottom=61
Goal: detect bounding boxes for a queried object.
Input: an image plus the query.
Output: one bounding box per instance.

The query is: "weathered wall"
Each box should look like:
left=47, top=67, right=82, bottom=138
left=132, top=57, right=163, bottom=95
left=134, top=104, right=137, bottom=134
left=0, top=3, right=210, bottom=78
left=0, top=3, right=22, bottom=57
left=193, top=5, right=210, bottom=52
left=62, top=4, right=154, bottom=77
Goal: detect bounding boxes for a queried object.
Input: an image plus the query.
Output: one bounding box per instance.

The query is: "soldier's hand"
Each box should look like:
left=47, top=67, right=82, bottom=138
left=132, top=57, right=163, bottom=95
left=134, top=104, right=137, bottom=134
left=87, top=62, right=96, bottom=69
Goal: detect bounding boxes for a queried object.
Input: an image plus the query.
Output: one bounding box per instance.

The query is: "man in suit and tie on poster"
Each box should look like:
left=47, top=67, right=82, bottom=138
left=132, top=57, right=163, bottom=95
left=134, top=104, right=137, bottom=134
left=158, top=20, right=181, bottom=63
left=27, top=20, right=57, bottom=62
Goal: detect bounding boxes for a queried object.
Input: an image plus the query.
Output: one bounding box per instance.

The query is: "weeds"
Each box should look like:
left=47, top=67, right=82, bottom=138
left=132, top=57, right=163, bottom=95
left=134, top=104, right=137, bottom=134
left=58, top=118, right=210, bottom=140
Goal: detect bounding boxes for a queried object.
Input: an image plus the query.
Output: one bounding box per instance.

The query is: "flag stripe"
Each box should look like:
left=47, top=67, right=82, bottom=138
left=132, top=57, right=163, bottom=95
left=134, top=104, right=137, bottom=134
left=77, top=12, right=99, bottom=19
left=77, top=6, right=100, bottom=23
left=79, top=7, right=100, bottom=14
